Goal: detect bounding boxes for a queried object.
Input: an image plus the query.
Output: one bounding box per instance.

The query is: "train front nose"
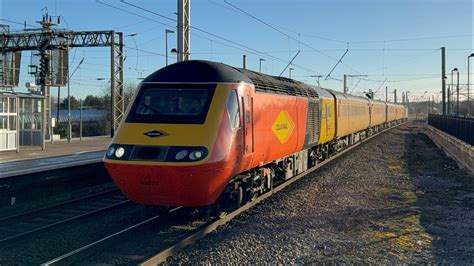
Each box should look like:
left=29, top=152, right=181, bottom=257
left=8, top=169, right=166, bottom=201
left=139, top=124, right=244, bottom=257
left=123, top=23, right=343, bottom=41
left=102, top=80, right=235, bottom=206
left=104, top=160, right=232, bottom=206
left=103, top=142, right=219, bottom=206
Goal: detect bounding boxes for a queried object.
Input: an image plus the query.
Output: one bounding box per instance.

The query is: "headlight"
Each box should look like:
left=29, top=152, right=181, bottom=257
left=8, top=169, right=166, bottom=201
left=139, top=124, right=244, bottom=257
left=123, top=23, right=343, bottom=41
left=189, top=150, right=203, bottom=161
left=115, top=147, right=125, bottom=158
left=175, top=149, right=188, bottom=160
left=106, top=146, right=115, bottom=157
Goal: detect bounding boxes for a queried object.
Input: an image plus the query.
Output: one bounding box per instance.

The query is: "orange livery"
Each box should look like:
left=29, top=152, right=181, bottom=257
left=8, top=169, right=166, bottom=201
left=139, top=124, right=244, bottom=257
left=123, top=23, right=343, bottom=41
left=103, top=60, right=407, bottom=211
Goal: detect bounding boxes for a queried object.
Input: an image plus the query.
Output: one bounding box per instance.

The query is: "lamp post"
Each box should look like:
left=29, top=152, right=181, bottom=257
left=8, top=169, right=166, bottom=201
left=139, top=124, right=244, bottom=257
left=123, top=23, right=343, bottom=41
left=447, top=84, right=451, bottom=114
left=165, top=29, right=174, bottom=66
left=310, top=75, right=323, bottom=87
left=67, top=57, right=85, bottom=143
left=442, top=75, right=447, bottom=114
left=289, top=68, right=294, bottom=79
left=125, top=33, right=138, bottom=74
left=406, top=91, right=410, bottom=108
left=171, top=48, right=179, bottom=63
left=456, top=69, right=460, bottom=115
left=468, top=53, right=474, bottom=116
left=259, top=58, right=265, bottom=73
left=450, top=68, right=458, bottom=115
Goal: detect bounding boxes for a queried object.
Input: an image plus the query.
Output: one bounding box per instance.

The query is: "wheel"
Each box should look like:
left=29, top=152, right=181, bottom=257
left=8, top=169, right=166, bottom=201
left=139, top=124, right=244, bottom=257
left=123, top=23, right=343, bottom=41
left=234, top=186, right=243, bottom=208
left=211, top=197, right=229, bottom=218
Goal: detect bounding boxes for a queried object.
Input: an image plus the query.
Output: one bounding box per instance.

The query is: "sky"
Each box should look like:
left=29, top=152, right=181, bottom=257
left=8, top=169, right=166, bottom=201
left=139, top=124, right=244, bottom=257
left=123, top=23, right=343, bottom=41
left=1, top=0, right=473, bottom=102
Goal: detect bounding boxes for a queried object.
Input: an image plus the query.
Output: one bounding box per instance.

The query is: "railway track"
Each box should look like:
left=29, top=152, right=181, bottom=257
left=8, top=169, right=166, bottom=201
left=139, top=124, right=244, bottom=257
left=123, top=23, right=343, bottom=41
left=42, top=123, right=406, bottom=265
left=42, top=206, right=192, bottom=265
left=0, top=188, right=129, bottom=243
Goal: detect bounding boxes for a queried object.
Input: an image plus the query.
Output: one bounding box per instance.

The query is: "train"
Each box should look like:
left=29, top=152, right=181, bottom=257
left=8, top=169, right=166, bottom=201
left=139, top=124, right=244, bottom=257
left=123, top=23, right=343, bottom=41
left=103, top=60, right=407, bottom=213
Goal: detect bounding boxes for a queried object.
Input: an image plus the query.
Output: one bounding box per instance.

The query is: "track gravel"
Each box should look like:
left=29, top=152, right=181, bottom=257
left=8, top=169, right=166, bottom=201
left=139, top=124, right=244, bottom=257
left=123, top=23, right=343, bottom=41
left=169, top=123, right=474, bottom=264
left=0, top=203, right=144, bottom=264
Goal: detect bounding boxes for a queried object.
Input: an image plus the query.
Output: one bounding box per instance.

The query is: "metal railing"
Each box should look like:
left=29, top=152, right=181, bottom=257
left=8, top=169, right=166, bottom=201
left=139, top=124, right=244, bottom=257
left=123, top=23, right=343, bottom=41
left=428, top=114, right=473, bottom=145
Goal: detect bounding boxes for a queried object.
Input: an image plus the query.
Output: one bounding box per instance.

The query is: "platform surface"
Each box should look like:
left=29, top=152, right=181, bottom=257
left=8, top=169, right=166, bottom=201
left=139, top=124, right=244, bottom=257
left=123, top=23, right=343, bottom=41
left=0, top=136, right=111, bottom=178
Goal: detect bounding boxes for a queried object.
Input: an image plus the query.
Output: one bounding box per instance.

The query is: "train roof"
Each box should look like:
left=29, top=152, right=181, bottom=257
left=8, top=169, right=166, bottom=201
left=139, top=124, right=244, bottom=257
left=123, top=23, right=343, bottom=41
left=142, top=60, right=252, bottom=84
left=142, top=60, right=381, bottom=102
left=386, top=102, right=405, bottom=108
left=311, top=87, right=334, bottom=99
left=142, top=60, right=320, bottom=98
left=327, top=89, right=370, bottom=103
left=369, top=99, right=388, bottom=106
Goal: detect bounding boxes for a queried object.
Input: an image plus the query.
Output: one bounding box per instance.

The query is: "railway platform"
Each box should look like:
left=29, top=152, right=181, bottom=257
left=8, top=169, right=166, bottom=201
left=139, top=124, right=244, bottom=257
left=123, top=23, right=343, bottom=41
left=0, top=136, right=110, bottom=179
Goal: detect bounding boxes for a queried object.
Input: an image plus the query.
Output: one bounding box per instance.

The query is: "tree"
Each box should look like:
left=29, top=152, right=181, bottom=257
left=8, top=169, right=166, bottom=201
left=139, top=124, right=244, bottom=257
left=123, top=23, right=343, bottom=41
left=60, top=96, right=80, bottom=109
left=124, top=82, right=138, bottom=109
left=83, top=95, right=106, bottom=108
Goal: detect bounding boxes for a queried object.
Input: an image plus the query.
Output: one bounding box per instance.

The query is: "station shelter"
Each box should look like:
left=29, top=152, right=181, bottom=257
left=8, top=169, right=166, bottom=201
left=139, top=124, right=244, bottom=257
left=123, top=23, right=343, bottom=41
left=0, top=91, right=45, bottom=152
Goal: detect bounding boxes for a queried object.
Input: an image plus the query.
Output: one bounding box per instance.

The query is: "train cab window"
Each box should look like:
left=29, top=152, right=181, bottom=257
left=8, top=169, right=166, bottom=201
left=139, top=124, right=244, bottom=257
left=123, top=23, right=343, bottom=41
left=226, top=90, right=240, bottom=130
left=127, top=84, right=215, bottom=124
left=326, top=104, right=331, bottom=119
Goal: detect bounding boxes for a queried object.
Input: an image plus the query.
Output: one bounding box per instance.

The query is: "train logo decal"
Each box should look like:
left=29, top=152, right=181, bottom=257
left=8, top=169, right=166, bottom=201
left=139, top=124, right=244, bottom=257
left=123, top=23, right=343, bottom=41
left=143, top=130, right=168, bottom=138
left=272, top=111, right=295, bottom=143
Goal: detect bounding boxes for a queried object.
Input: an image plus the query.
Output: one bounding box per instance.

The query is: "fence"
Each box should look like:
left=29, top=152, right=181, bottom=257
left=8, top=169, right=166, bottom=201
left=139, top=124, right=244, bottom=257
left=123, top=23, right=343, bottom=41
left=51, top=109, right=109, bottom=138
left=428, top=114, right=473, bottom=145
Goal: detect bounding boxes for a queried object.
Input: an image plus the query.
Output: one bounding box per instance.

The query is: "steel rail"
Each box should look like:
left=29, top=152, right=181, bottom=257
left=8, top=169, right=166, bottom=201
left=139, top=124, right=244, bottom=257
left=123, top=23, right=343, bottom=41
left=0, top=190, right=129, bottom=243
left=41, top=207, right=183, bottom=266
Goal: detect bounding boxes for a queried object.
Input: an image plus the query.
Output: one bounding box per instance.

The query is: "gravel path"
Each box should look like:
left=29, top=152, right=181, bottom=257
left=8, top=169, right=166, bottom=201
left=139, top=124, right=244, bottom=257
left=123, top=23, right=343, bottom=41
left=169, top=123, right=474, bottom=264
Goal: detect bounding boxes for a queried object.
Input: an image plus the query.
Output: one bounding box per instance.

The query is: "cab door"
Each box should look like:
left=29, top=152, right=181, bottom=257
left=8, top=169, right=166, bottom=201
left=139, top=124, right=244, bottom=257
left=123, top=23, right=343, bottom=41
left=325, top=103, right=331, bottom=137
left=242, top=89, right=254, bottom=155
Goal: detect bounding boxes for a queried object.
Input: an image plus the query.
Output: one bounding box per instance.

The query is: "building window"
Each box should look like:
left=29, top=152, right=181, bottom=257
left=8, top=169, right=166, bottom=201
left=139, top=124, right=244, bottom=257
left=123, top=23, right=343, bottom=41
left=9, top=98, right=16, bottom=113
left=0, top=98, right=6, bottom=113
left=9, top=116, right=16, bottom=130
left=0, top=116, right=6, bottom=130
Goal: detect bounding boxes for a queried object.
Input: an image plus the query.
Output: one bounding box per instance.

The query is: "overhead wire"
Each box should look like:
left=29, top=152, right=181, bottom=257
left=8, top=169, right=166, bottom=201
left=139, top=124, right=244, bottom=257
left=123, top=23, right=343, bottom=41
left=89, top=0, right=471, bottom=92
left=222, top=0, right=358, bottom=72
left=117, top=1, right=282, bottom=62
left=363, top=48, right=440, bottom=78
left=350, top=79, right=362, bottom=94
left=108, top=0, right=325, bottom=75
left=272, top=24, right=347, bottom=44
left=350, top=34, right=472, bottom=44
left=208, top=0, right=346, bottom=45
left=219, top=3, right=471, bottom=88
left=0, top=17, right=36, bottom=28
left=325, top=49, right=349, bottom=80
left=125, top=47, right=166, bottom=57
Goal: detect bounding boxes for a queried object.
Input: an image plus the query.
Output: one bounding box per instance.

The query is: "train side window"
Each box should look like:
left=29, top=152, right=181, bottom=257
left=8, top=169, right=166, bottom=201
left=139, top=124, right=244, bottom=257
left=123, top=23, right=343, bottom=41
left=226, top=90, right=240, bottom=130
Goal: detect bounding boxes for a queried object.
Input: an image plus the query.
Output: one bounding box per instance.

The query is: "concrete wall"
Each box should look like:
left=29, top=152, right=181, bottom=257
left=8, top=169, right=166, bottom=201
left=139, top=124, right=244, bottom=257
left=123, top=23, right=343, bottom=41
left=424, top=125, right=474, bottom=174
